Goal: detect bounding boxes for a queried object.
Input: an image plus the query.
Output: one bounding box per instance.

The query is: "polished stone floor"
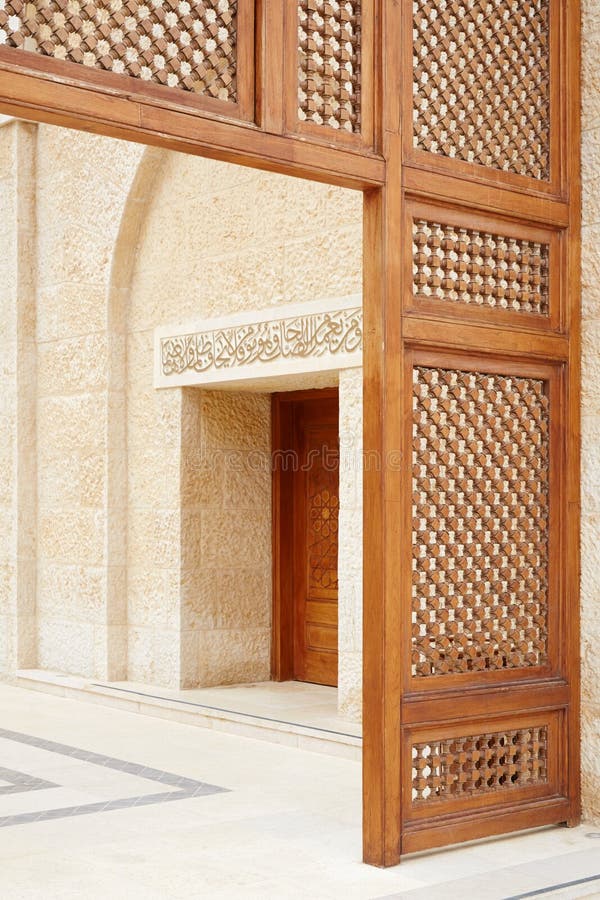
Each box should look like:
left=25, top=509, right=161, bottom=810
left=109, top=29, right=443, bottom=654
left=16, top=671, right=363, bottom=758
left=104, top=678, right=360, bottom=736
left=0, top=683, right=598, bottom=899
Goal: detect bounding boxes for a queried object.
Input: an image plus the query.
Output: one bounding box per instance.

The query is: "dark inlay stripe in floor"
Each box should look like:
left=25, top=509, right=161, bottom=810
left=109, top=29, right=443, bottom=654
left=0, top=727, right=227, bottom=828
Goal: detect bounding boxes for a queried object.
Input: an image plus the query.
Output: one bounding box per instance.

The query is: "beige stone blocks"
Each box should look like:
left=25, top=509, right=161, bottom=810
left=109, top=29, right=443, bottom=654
left=1, top=131, right=370, bottom=701
left=194, top=628, right=272, bottom=688
left=38, top=394, right=108, bottom=455
left=128, top=154, right=361, bottom=333
left=128, top=568, right=180, bottom=630
left=128, top=512, right=181, bottom=579
left=338, top=651, right=362, bottom=723
left=199, top=510, right=270, bottom=571
left=0, top=563, right=17, bottom=619
left=37, top=335, right=111, bottom=397
left=36, top=283, right=108, bottom=344
left=128, top=626, right=181, bottom=687
left=198, top=392, right=272, bottom=452
left=38, top=618, right=96, bottom=678
left=0, top=120, right=37, bottom=674
left=581, top=0, right=600, bottom=824
left=120, top=151, right=362, bottom=691
left=338, top=367, right=363, bottom=722
left=37, top=565, right=106, bottom=624
left=181, top=568, right=271, bottom=632
left=582, top=704, right=600, bottom=822
left=39, top=511, right=106, bottom=568
left=174, top=389, right=272, bottom=689
left=34, top=126, right=142, bottom=681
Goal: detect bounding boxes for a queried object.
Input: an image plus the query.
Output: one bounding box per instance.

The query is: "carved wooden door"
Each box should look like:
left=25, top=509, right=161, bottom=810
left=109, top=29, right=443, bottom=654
left=272, top=390, right=340, bottom=688
left=293, top=394, right=340, bottom=687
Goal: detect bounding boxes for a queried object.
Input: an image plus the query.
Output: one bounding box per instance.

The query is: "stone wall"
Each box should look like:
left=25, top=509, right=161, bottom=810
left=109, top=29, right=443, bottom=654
left=180, top=389, right=272, bottom=688
left=126, top=151, right=363, bottom=695
left=0, top=126, right=365, bottom=699
left=581, top=0, right=600, bottom=823
left=0, top=120, right=36, bottom=675
left=338, top=368, right=363, bottom=720
left=35, top=126, right=143, bottom=678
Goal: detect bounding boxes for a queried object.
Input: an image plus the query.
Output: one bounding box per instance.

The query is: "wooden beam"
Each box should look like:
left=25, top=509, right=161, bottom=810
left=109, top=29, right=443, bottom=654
left=0, top=63, right=385, bottom=191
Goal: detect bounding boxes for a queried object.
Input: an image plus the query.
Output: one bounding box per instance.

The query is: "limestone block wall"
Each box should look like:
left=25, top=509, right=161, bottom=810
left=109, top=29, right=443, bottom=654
left=127, top=151, right=363, bottom=690
left=338, top=367, right=363, bottom=720
left=35, top=126, right=143, bottom=679
left=0, top=123, right=365, bottom=708
left=581, top=0, right=600, bottom=823
left=180, top=389, right=272, bottom=688
left=0, top=120, right=36, bottom=675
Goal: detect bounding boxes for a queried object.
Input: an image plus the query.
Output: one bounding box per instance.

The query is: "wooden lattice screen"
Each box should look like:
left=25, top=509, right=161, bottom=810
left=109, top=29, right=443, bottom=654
left=390, top=0, right=579, bottom=859
left=0, top=0, right=580, bottom=867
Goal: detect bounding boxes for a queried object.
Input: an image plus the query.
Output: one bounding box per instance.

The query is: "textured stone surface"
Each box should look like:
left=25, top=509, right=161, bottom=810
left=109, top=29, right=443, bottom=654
left=338, top=368, right=363, bottom=721
left=125, top=155, right=361, bottom=691
left=35, top=126, right=143, bottom=679
left=178, top=389, right=272, bottom=688
left=194, top=627, right=272, bottom=687
left=0, top=120, right=37, bottom=675
left=581, top=1, right=600, bottom=824
left=2, top=123, right=366, bottom=710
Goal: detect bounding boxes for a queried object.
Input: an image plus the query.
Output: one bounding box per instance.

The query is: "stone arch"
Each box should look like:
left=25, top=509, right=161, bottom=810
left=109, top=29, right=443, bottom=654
left=122, top=152, right=363, bottom=702
left=105, top=146, right=167, bottom=680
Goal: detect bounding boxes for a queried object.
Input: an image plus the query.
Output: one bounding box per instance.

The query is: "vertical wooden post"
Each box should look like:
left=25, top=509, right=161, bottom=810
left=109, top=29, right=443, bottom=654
left=362, top=1, right=404, bottom=867
left=565, top=0, right=582, bottom=827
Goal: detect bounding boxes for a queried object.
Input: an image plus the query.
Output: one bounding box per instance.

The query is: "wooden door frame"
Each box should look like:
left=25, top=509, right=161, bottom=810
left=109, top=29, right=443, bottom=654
left=271, top=388, right=340, bottom=683
left=0, top=0, right=582, bottom=869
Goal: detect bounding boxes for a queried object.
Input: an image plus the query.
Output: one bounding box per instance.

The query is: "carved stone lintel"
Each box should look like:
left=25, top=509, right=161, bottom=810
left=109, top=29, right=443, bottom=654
left=154, top=297, right=363, bottom=389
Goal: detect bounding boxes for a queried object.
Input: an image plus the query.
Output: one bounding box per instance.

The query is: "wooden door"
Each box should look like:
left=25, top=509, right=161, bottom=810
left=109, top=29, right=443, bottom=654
left=272, top=390, right=339, bottom=687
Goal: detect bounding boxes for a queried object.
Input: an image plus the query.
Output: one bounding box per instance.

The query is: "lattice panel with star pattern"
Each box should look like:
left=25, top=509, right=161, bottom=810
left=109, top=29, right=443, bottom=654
left=413, top=219, right=551, bottom=316
left=412, top=725, right=549, bottom=803
left=412, top=365, right=550, bottom=678
left=0, top=0, right=239, bottom=102
left=308, top=466, right=339, bottom=596
left=297, top=0, right=362, bottom=134
left=413, top=0, right=551, bottom=181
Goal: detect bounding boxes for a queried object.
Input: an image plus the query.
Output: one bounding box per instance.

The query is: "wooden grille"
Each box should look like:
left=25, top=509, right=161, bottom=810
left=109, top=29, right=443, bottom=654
left=308, top=474, right=339, bottom=593
left=413, top=0, right=551, bottom=180
left=412, top=365, right=550, bottom=678
left=298, top=0, right=361, bottom=133
left=413, top=220, right=550, bottom=316
left=0, top=0, right=238, bottom=101
left=412, top=726, right=549, bottom=803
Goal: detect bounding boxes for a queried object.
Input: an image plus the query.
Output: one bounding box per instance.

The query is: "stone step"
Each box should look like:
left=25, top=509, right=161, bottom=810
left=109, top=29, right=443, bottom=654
left=14, top=670, right=362, bottom=761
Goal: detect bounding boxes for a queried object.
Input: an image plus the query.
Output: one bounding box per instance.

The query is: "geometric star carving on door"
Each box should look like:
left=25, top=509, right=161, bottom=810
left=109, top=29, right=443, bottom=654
left=309, top=487, right=339, bottom=593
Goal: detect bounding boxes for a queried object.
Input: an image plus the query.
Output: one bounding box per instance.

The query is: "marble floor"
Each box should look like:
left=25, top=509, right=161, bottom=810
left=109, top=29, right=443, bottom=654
left=16, top=671, right=363, bottom=758
left=0, top=682, right=598, bottom=900
left=99, top=678, right=361, bottom=736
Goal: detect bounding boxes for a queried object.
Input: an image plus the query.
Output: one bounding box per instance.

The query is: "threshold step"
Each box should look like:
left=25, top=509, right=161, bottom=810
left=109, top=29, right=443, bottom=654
left=14, top=670, right=362, bottom=761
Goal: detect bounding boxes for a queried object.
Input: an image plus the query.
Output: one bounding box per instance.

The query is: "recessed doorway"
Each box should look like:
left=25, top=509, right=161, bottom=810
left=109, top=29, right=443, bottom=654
left=272, top=389, right=340, bottom=688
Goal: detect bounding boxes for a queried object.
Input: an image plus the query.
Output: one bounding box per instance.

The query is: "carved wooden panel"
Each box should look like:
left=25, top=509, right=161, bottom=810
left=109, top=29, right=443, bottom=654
left=287, top=394, right=340, bottom=689
left=413, top=219, right=550, bottom=316
left=308, top=462, right=339, bottom=595
left=412, top=365, right=550, bottom=678
left=412, top=725, right=549, bottom=803
left=413, top=0, right=551, bottom=180
left=298, top=0, right=361, bottom=133
left=0, top=0, right=239, bottom=102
